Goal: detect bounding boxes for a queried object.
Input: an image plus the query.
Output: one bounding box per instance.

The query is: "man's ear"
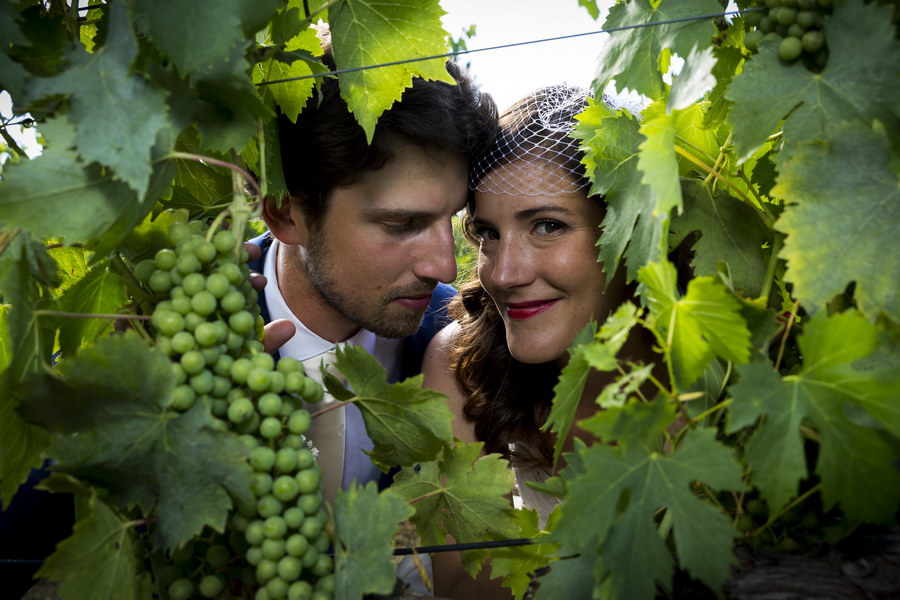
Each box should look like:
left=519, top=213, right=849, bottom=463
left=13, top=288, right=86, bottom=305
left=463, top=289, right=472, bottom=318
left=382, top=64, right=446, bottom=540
left=261, top=196, right=310, bottom=246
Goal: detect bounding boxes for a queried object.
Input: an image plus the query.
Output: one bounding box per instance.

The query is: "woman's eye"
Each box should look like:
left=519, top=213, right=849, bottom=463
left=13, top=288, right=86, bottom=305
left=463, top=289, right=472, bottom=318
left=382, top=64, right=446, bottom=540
left=473, top=226, right=498, bottom=241
left=534, top=220, right=563, bottom=235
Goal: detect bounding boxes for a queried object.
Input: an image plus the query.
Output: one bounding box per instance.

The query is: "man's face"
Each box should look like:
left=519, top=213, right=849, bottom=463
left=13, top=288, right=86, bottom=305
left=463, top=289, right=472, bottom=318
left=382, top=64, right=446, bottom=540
left=299, top=139, right=467, bottom=338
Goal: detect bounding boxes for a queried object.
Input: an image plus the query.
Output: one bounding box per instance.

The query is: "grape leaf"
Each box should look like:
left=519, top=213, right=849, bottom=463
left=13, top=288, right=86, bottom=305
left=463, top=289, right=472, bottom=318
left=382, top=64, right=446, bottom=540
left=556, top=399, right=744, bottom=599
left=8, top=5, right=69, bottom=79
left=333, top=482, right=414, bottom=600
left=491, top=507, right=560, bottom=600
left=254, top=58, right=317, bottom=123
left=117, top=209, right=189, bottom=264
left=728, top=310, right=900, bottom=521
left=726, top=0, right=900, bottom=163
left=131, top=0, right=281, bottom=77
left=333, top=344, right=454, bottom=470
left=670, top=179, right=770, bottom=297
left=28, top=2, right=170, bottom=197
left=545, top=304, right=640, bottom=463
left=533, top=552, right=597, bottom=600
left=18, top=334, right=254, bottom=551
left=578, top=0, right=600, bottom=21
left=0, top=0, right=28, bottom=100
left=35, top=493, right=141, bottom=600
left=328, top=0, right=455, bottom=141
left=672, top=103, right=720, bottom=177
left=637, top=105, right=682, bottom=217
left=668, top=45, right=717, bottom=113
left=772, top=121, right=900, bottom=323
left=0, top=117, right=140, bottom=246
left=703, top=44, right=743, bottom=129
left=592, top=0, right=723, bottom=100
left=390, top=443, right=519, bottom=575
left=573, top=98, right=667, bottom=280
left=55, top=265, right=127, bottom=359
left=638, top=261, right=751, bottom=388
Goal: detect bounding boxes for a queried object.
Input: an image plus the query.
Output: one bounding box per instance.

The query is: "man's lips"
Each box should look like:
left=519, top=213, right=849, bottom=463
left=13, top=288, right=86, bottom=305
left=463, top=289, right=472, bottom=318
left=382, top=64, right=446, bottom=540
left=505, top=299, right=559, bottom=320
left=393, top=293, right=433, bottom=311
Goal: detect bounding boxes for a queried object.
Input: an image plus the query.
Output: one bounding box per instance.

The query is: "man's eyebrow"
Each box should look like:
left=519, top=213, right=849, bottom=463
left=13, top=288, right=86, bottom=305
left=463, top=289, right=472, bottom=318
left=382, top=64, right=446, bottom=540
left=364, top=207, right=435, bottom=220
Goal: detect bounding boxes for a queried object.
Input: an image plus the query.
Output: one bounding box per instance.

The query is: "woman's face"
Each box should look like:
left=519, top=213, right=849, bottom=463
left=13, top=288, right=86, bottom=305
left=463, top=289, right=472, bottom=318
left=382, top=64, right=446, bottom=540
left=473, top=159, right=614, bottom=365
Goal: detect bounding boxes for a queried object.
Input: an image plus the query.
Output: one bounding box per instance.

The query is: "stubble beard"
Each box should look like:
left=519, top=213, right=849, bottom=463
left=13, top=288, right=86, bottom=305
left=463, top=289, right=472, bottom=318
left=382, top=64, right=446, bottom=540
left=302, top=241, right=429, bottom=339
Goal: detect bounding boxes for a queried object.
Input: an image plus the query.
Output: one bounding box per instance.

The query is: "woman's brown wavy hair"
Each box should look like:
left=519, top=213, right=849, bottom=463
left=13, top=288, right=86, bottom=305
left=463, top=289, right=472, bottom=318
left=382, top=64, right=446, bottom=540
left=447, top=86, right=597, bottom=471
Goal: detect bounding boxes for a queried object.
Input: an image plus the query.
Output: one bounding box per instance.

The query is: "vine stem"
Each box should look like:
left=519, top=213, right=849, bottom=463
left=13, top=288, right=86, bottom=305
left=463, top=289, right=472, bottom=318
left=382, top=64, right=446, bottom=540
left=257, top=118, right=268, bottom=201
left=167, top=152, right=261, bottom=199
left=760, top=234, right=784, bottom=306
left=750, top=483, right=822, bottom=538
left=674, top=145, right=773, bottom=228
left=703, top=132, right=732, bottom=188
left=774, top=300, right=800, bottom=371
left=690, top=398, right=733, bottom=424
left=35, top=310, right=151, bottom=321
left=309, top=398, right=354, bottom=419
left=406, top=488, right=445, bottom=505
left=110, top=254, right=154, bottom=315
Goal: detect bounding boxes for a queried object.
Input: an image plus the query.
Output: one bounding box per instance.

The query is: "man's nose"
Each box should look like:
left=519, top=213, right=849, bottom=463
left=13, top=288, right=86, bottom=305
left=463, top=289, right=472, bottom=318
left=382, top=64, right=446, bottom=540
left=413, top=222, right=457, bottom=283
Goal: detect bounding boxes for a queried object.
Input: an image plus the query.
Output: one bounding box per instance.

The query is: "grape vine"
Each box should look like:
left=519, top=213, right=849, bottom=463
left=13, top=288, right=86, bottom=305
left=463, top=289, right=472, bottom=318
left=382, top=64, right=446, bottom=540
left=1, top=1, right=898, bottom=600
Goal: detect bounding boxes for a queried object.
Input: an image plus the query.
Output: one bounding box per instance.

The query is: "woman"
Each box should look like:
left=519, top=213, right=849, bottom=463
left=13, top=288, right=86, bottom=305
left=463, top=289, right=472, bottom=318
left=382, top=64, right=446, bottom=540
left=423, top=86, right=657, bottom=596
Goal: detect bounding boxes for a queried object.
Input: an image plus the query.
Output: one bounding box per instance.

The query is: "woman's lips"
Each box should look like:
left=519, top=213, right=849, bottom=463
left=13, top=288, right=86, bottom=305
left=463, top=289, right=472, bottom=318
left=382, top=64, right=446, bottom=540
left=506, top=299, right=559, bottom=320
left=394, top=294, right=433, bottom=311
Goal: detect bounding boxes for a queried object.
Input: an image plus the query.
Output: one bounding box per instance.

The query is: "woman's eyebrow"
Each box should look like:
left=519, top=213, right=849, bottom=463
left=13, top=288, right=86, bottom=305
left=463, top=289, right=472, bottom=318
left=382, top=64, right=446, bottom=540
left=514, top=205, right=577, bottom=220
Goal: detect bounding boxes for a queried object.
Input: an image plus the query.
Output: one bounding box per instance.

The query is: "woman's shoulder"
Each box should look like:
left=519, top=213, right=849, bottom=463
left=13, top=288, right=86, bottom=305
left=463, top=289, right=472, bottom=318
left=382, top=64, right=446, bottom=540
left=423, top=320, right=461, bottom=366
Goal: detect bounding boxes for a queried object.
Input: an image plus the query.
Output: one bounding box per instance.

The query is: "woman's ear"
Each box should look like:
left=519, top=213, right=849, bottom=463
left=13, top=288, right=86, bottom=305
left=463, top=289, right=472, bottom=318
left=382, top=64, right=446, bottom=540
left=261, top=196, right=310, bottom=246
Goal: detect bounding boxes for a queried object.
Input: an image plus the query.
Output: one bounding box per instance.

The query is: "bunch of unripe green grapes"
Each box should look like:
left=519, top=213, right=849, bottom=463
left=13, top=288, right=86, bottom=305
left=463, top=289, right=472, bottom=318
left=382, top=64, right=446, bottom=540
left=134, top=222, right=334, bottom=600
left=743, top=0, right=840, bottom=65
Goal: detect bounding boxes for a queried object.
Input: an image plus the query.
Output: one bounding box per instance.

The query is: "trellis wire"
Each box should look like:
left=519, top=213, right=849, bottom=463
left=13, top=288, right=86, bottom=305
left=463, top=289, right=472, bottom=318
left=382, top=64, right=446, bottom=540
left=256, top=8, right=763, bottom=88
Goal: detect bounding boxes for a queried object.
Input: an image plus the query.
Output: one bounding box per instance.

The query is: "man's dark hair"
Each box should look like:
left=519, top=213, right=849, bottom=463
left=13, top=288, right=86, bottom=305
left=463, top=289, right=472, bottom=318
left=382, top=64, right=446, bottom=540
left=278, top=41, right=497, bottom=228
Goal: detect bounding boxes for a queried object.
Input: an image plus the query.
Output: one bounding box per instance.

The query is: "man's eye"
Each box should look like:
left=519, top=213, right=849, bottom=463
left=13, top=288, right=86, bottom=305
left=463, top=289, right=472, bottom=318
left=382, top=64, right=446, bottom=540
left=534, top=220, right=564, bottom=235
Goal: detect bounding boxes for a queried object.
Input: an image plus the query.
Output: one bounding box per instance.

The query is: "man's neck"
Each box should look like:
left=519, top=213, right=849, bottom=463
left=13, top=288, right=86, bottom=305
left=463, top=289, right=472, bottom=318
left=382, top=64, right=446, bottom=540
left=275, top=243, right=361, bottom=343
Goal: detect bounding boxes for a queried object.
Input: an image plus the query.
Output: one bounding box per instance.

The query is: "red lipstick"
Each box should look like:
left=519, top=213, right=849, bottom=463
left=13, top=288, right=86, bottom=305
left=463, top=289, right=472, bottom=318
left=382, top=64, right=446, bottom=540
left=506, top=299, right=558, bottom=320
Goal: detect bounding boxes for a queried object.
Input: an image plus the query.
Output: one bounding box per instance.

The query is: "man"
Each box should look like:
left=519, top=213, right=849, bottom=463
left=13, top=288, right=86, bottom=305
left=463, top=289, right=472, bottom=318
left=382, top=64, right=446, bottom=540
left=247, top=41, right=497, bottom=502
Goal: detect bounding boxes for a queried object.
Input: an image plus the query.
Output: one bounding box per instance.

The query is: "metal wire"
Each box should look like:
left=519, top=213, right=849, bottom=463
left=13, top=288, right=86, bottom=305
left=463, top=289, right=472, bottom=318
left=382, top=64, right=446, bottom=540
left=392, top=537, right=538, bottom=556
left=256, top=9, right=762, bottom=88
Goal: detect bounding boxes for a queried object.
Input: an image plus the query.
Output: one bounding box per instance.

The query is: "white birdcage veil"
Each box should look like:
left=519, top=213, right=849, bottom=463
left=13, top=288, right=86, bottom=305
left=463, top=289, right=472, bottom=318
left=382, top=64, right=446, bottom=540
left=470, top=85, right=592, bottom=197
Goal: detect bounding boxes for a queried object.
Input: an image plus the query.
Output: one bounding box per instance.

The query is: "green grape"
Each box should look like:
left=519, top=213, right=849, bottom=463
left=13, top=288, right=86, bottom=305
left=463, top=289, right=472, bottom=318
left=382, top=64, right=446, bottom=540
left=176, top=253, right=201, bottom=275
left=251, top=352, right=275, bottom=371
left=251, top=472, right=274, bottom=496
left=285, top=533, right=308, bottom=558
left=787, top=23, right=805, bottom=38
left=205, top=544, right=230, bottom=569
left=313, top=531, right=330, bottom=553
left=230, top=512, right=251, bottom=532
left=256, top=587, right=272, bottom=600
left=212, top=375, right=231, bottom=397
left=758, top=15, right=775, bottom=32
left=148, top=270, right=173, bottom=293
left=206, top=273, right=230, bottom=298
left=737, top=515, right=755, bottom=533
left=309, top=592, right=330, bottom=600
left=190, top=370, right=214, bottom=395
left=745, top=29, right=765, bottom=52
left=301, top=378, right=323, bottom=403
left=258, top=495, right=284, bottom=518
left=230, top=310, right=255, bottom=334
left=765, top=0, right=780, bottom=9
left=259, top=416, right=282, bottom=439
left=288, top=410, right=311, bottom=435
left=248, top=368, right=272, bottom=393
left=262, top=538, right=287, bottom=561
left=181, top=350, right=206, bottom=375
left=294, top=446, right=317, bottom=471
left=195, top=241, right=217, bottom=264
left=215, top=354, right=235, bottom=376
left=182, top=272, right=206, bottom=296
left=259, top=393, right=284, bottom=417
left=266, top=576, right=290, bottom=600
left=796, top=9, right=815, bottom=27
left=214, top=230, right=237, bottom=254
left=155, top=248, right=178, bottom=271
left=288, top=581, right=313, bottom=600
left=133, top=259, right=157, bottom=283
left=274, top=448, right=298, bottom=473
left=299, top=546, right=318, bottom=569
left=276, top=555, right=303, bottom=582
left=221, top=290, right=246, bottom=314
left=231, top=358, right=253, bottom=384
left=239, top=433, right=259, bottom=449
left=168, top=577, right=194, bottom=600
left=184, top=312, right=205, bottom=332
left=272, top=476, right=299, bottom=503
left=263, top=515, right=288, bottom=539
left=311, top=554, right=332, bottom=578
left=297, top=492, right=321, bottom=516
left=247, top=546, right=264, bottom=566
left=802, top=30, right=824, bottom=52
left=168, top=222, right=192, bottom=245
left=314, top=574, right=334, bottom=594
left=746, top=498, right=767, bottom=517
left=779, top=36, right=803, bottom=60
left=195, top=322, right=219, bottom=347
left=171, top=363, right=187, bottom=385
left=277, top=357, right=304, bottom=375
left=218, top=262, right=244, bottom=286
left=171, top=295, right=192, bottom=315
left=269, top=371, right=286, bottom=394
left=250, top=446, right=277, bottom=471
left=284, top=507, right=304, bottom=529
left=200, top=346, right=221, bottom=365
left=199, top=574, right=225, bottom=598
left=299, top=515, right=323, bottom=539
left=776, top=6, right=797, bottom=25
left=170, top=384, right=196, bottom=411
left=191, top=290, right=217, bottom=317
left=246, top=520, right=266, bottom=546
left=256, top=558, right=278, bottom=584
left=284, top=372, right=306, bottom=394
